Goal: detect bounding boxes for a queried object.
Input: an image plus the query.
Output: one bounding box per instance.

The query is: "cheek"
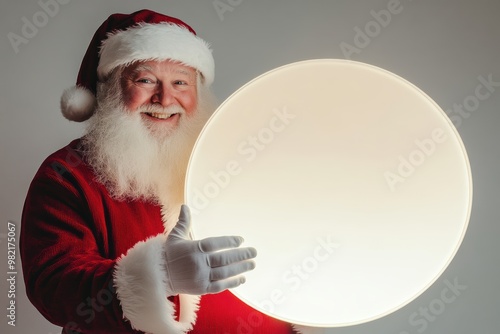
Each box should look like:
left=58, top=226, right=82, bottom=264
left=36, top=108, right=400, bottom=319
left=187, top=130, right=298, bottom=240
left=181, top=90, right=198, bottom=115
left=122, top=86, right=150, bottom=111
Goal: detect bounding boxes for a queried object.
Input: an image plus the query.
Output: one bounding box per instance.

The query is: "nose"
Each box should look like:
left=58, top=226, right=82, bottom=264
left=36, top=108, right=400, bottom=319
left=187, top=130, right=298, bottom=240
left=151, top=82, right=176, bottom=106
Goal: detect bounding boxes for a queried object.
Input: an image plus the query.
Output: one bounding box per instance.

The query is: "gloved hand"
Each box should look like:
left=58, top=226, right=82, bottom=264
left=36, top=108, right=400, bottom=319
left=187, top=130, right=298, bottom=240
left=164, top=204, right=257, bottom=296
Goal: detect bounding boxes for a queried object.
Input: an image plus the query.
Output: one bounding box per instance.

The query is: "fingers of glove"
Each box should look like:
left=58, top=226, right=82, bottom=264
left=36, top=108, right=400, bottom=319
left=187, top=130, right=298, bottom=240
left=168, top=205, right=191, bottom=240
left=206, top=275, right=247, bottom=294
left=198, top=235, right=244, bottom=253
left=208, top=247, right=257, bottom=267
left=209, top=259, right=256, bottom=281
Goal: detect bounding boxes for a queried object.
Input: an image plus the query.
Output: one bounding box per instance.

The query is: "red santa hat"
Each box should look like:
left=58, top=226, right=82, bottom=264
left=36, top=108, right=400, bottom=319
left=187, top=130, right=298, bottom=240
left=60, top=9, right=214, bottom=122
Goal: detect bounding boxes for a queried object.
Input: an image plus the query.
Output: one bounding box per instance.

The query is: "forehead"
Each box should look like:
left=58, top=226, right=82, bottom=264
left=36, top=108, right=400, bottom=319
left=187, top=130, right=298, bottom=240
left=124, top=59, right=197, bottom=77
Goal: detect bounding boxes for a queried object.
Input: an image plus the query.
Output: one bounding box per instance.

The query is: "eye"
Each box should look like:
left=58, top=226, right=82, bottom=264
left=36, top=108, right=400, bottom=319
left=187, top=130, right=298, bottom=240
left=174, top=80, right=188, bottom=85
left=136, top=78, right=156, bottom=85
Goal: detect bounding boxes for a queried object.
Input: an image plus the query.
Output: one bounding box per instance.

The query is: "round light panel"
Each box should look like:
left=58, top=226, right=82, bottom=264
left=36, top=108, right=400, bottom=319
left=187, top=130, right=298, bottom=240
left=185, top=59, right=472, bottom=327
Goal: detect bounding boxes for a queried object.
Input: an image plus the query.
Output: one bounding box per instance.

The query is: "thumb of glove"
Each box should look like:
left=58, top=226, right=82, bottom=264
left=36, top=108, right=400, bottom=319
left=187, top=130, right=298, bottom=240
left=168, top=204, right=192, bottom=241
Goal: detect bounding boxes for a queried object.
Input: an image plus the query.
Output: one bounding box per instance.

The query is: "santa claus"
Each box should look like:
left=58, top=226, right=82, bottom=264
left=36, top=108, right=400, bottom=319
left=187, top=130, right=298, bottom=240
left=20, top=9, right=296, bottom=334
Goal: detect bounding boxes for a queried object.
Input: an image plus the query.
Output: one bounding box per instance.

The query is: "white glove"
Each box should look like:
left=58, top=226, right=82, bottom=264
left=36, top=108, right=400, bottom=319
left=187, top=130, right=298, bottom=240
left=164, top=205, right=257, bottom=296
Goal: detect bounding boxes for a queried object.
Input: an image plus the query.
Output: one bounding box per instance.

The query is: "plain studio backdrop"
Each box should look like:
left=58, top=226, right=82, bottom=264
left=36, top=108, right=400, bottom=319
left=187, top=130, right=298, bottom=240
left=1, top=1, right=499, bottom=333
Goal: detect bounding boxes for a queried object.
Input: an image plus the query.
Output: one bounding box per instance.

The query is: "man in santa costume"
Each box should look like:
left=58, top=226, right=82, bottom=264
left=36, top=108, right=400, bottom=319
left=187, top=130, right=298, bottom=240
left=20, top=9, right=296, bottom=334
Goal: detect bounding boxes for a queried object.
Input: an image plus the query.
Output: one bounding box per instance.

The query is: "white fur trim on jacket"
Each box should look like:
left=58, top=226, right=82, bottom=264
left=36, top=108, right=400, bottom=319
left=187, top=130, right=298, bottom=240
left=99, top=23, right=214, bottom=85
left=114, top=234, right=200, bottom=334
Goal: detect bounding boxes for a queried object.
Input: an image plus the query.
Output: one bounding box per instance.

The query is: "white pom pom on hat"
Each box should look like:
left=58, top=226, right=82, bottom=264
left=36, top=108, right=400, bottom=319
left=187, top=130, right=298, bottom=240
left=60, top=9, right=215, bottom=122
left=60, top=86, right=96, bottom=122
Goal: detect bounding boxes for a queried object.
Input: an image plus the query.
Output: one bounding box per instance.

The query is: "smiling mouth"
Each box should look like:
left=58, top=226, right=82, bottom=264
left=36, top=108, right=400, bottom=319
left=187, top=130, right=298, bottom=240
left=143, top=112, right=178, bottom=120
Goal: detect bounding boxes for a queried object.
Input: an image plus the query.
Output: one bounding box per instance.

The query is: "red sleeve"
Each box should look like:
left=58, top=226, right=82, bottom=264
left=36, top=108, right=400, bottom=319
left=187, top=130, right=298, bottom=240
left=193, top=291, right=296, bottom=333
left=20, top=153, right=141, bottom=333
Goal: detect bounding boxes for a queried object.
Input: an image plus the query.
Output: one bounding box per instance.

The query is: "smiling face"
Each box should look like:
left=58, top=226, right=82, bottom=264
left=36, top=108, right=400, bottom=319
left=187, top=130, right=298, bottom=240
left=120, top=60, right=199, bottom=137
left=83, top=58, right=215, bottom=213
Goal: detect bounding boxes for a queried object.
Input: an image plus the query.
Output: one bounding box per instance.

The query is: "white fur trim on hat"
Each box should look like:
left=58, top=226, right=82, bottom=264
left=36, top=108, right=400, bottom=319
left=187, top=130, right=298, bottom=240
left=99, top=23, right=215, bottom=85
left=114, top=234, right=200, bottom=334
left=60, top=86, right=96, bottom=122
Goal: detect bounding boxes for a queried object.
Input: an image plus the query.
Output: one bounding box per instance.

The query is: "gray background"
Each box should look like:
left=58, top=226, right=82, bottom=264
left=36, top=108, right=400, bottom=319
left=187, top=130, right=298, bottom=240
left=1, top=0, right=499, bottom=333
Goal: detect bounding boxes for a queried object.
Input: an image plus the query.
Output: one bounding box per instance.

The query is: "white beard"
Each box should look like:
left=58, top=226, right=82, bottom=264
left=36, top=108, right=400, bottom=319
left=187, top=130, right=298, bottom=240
left=82, top=71, right=215, bottom=231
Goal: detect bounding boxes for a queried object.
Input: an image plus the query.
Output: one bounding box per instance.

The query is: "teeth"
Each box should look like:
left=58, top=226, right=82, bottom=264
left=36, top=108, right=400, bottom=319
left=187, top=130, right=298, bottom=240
left=146, top=112, right=174, bottom=119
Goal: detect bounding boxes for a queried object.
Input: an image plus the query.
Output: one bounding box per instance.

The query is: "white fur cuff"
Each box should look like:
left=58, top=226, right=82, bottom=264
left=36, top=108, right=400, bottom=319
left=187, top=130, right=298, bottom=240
left=114, top=234, right=199, bottom=334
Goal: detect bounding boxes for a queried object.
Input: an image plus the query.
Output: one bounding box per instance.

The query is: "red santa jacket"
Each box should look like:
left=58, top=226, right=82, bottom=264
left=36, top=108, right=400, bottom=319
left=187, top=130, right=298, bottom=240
left=20, top=139, right=295, bottom=334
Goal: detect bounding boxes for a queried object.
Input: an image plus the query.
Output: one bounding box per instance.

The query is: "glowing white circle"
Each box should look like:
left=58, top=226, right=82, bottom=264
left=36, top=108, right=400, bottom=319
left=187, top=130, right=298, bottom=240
left=185, top=59, right=472, bottom=327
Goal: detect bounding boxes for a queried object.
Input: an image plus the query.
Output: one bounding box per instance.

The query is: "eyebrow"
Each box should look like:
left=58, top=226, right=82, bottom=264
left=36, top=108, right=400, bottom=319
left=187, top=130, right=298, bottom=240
left=174, top=68, right=198, bottom=80
left=126, top=63, right=197, bottom=84
left=131, top=64, right=194, bottom=76
left=132, top=64, right=154, bottom=73
left=176, top=69, right=192, bottom=76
